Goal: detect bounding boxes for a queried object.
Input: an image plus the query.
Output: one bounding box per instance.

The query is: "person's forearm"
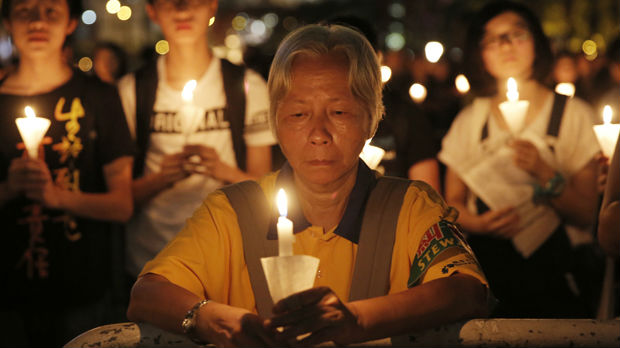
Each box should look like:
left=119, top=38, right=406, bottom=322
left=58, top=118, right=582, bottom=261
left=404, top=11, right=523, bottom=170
left=408, top=158, right=441, bottom=194
left=344, top=273, right=488, bottom=345
left=534, top=163, right=598, bottom=228
left=58, top=189, right=133, bottom=222
left=127, top=274, right=201, bottom=335
left=133, top=173, right=171, bottom=206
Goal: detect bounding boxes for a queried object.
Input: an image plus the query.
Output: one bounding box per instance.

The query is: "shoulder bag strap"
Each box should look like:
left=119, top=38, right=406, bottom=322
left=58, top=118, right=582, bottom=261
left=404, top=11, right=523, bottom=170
left=546, top=92, right=568, bottom=138
left=220, top=59, right=248, bottom=172
left=349, top=176, right=411, bottom=301
left=221, top=181, right=276, bottom=317
left=133, top=59, right=159, bottom=178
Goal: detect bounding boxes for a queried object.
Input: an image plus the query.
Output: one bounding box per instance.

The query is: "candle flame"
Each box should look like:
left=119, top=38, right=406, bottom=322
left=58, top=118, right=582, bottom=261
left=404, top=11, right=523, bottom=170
left=181, top=80, right=197, bottom=102
left=603, top=105, right=612, bottom=124
left=276, top=189, right=288, bottom=217
left=506, top=77, right=519, bottom=102
left=24, top=106, right=36, bottom=118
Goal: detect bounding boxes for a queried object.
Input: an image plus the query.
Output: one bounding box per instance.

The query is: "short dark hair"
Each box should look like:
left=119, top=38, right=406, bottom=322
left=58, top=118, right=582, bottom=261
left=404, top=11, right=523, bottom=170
left=2, top=0, right=83, bottom=20
left=463, top=1, right=553, bottom=96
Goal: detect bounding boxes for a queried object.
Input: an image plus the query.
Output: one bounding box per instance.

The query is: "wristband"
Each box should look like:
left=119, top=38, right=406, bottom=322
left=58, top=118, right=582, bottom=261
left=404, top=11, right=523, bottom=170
left=533, top=171, right=565, bottom=203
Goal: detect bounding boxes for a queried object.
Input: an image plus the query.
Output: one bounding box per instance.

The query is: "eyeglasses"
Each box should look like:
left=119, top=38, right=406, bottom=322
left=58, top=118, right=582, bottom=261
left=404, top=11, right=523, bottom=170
left=480, top=29, right=531, bottom=50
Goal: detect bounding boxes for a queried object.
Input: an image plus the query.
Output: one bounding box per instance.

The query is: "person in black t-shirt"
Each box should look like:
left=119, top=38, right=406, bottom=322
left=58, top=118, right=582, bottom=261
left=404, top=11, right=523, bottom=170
left=0, top=0, right=134, bottom=346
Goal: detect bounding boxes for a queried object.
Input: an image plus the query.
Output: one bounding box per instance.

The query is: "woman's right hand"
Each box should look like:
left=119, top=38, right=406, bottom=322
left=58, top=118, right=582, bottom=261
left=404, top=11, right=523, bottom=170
left=197, top=301, right=277, bottom=347
left=471, top=207, right=520, bottom=238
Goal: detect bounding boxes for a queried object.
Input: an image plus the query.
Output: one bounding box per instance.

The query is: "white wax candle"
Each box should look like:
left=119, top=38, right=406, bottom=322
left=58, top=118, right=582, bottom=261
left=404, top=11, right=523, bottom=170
left=593, top=105, right=620, bottom=159
left=498, top=77, right=529, bottom=134
left=181, top=80, right=198, bottom=140
left=15, top=106, right=51, bottom=159
left=359, top=139, right=385, bottom=169
left=276, top=189, right=294, bottom=257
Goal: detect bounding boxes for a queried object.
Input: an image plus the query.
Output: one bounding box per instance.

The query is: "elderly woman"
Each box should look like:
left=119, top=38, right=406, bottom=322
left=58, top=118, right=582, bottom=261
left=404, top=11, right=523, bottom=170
left=127, top=24, right=489, bottom=347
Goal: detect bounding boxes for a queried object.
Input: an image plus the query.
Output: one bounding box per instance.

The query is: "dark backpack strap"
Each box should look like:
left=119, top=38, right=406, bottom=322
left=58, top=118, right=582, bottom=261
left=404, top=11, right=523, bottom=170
left=221, top=181, right=276, bottom=317
left=349, top=176, right=411, bottom=301
left=220, top=59, right=247, bottom=172
left=480, top=116, right=490, bottom=141
left=134, top=59, right=159, bottom=178
left=546, top=92, right=568, bottom=138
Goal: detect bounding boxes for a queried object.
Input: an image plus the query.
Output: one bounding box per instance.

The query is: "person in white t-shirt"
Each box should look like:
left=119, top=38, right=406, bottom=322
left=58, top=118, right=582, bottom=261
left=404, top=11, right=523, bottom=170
left=118, top=0, right=276, bottom=277
left=439, top=1, right=601, bottom=318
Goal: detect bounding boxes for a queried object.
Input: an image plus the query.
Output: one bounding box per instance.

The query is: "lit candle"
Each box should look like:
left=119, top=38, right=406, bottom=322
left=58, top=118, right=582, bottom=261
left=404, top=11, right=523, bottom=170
left=359, top=139, right=385, bottom=170
left=15, top=106, right=51, bottom=159
left=276, top=189, right=294, bottom=257
left=181, top=80, right=198, bottom=141
left=498, top=77, right=530, bottom=134
left=593, top=105, right=620, bottom=159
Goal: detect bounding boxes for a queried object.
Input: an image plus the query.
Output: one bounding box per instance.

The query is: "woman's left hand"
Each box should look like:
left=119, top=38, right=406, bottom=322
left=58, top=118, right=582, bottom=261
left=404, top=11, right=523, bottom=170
left=267, top=286, right=361, bottom=346
left=510, top=139, right=552, bottom=180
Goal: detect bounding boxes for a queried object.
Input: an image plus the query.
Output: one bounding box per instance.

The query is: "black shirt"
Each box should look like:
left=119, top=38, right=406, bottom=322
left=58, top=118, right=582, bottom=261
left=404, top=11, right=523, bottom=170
left=0, top=71, right=133, bottom=309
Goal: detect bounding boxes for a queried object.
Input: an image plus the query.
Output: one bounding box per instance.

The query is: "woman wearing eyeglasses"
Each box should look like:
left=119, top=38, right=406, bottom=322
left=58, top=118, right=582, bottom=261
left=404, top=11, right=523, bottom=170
left=439, top=1, right=601, bottom=318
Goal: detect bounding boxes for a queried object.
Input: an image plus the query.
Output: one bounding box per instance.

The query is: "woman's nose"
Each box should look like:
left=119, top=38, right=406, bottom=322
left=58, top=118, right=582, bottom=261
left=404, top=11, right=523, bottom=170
left=308, top=113, right=332, bottom=145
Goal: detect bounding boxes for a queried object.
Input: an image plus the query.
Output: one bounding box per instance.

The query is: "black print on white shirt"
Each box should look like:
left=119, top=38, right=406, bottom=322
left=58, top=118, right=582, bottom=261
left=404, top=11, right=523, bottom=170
left=150, top=108, right=231, bottom=133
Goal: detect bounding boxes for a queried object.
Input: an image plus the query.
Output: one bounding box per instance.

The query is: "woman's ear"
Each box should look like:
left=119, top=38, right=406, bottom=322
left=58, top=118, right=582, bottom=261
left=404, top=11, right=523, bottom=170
left=66, top=18, right=78, bottom=36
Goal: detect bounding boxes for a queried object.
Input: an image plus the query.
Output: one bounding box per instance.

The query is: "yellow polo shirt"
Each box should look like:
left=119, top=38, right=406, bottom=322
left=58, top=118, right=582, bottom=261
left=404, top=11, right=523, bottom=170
left=141, top=170, right=487, bottom=312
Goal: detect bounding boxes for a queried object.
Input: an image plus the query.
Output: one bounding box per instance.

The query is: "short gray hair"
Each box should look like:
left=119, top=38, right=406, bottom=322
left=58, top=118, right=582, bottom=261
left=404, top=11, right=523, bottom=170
left=267, top=24, right=384, bottom=139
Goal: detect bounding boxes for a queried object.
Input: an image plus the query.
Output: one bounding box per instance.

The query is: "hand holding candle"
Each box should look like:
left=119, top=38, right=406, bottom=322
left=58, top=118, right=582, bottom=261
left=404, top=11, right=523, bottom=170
left=498, top=77, right=530, bottom=134
left=15, top=106, right=51, bottom=159
left=593, top=105, right=620, bottom=159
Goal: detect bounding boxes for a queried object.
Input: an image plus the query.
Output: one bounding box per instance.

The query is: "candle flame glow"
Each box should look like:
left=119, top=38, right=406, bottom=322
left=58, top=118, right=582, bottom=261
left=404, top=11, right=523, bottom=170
left=276, top=189, right=288, bottom=217
left=603, top=105, right=612, bottom=124
left=506, top=77, right=519, bottom=102
left=182, top=80, right=197, bottom=102
left=24, top=106, right=36, bottom=118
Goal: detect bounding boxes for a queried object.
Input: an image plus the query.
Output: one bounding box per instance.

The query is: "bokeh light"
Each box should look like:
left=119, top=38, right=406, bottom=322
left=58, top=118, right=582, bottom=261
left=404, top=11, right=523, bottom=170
left=81, top=10, right=97, bottom=25
left=106, top=0, right=120, bottom=14
left=455, top=74, right=470, bottom=94
left=155, top=40, right=170, bottom=55
left=425, top=41, right=444, bottom=63
left=554, top=83, right=575, bottom=97
left=263, top=13, right=278, bottom=28
left=117, top=6, right=131, bottom=21
left=385, top=33, right=405, bottom=51
left=381, top=66, right=392, bottom=83
left=232, top=15, right=248, bottom=31
left=209, top=17, right=215, bottom=26
left=409, top=83, right=427, bottom=103
left=78, top=57, right=93, bottom=72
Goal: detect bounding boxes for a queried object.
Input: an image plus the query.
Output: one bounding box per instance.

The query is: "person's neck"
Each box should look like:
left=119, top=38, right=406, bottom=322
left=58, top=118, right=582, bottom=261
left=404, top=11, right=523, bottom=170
left=2, top=54, right=72, bottom=95
left=165, top=40, right=213, bottom=90
left=293, top=164, right=359, bottom=232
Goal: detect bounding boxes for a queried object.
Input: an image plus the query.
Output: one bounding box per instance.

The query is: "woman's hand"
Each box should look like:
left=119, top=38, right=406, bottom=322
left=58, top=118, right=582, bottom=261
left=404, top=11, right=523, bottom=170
left=510, top=139, right=554, bottom=182
left=183, top=144, right=234, bottom=182
left=197, top=301, right=277, bottom=347
left=471, top=206, right=520, bottom=238
left=8, top=157, right=63, bottom=208
left=267, top=286, right=361, bottom=346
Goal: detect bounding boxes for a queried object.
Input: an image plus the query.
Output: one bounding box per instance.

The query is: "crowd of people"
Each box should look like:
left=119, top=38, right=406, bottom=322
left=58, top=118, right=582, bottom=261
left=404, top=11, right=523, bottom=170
left=0, top=0, right=618, bottom=347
